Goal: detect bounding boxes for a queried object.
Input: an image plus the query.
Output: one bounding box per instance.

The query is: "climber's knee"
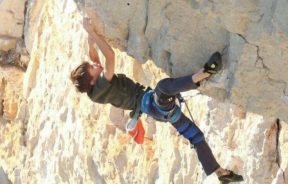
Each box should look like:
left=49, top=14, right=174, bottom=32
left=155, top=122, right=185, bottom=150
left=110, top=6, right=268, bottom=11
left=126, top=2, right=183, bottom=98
left=170, top=114, right=204, bottom=145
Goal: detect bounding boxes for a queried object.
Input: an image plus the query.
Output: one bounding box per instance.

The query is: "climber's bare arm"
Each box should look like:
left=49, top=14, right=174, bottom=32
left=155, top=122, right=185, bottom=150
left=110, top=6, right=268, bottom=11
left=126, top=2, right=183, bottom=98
left=91, top=34, right=115, bottom=81
left=88, top=37, right=100, bottom=64
left=83, top=18, right=115, bottom=81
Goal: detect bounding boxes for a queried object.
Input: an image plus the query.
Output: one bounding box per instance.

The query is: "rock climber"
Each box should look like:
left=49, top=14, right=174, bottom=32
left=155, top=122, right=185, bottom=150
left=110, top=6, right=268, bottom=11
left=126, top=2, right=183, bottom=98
left=70, top=17, right=244, bottom=183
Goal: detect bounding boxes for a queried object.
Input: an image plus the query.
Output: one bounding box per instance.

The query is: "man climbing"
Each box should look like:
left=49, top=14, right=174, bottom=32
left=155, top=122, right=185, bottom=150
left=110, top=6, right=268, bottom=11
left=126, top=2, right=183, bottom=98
left=70, top=17, right=244, bottom=183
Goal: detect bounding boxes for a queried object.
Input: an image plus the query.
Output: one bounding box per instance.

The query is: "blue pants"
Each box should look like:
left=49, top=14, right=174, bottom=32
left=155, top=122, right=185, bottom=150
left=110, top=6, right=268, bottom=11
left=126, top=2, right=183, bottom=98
left=141, top=75, right=220, bottom=175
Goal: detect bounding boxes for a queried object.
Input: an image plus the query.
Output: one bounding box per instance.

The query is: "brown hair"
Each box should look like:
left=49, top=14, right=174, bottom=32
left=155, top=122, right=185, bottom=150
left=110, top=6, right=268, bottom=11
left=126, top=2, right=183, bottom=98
left=70, top=62, right=93, bottom=93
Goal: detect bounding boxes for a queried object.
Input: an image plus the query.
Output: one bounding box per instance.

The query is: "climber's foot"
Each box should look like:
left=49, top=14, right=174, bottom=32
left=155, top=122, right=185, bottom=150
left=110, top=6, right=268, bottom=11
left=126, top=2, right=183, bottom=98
left=218, top=170, right=244, bottom=184
left=204, top=52, right=222, bottom=74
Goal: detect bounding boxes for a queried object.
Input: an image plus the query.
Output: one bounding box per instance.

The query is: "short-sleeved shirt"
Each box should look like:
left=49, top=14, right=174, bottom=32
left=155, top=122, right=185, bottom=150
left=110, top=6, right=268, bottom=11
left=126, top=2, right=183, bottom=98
left=87, top=73, right=147, bottom=111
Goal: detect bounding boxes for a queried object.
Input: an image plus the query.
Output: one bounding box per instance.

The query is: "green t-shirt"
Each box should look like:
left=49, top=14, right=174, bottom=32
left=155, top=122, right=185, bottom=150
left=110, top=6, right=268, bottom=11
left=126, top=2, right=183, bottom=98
left=87, top=73, right=146, bottom=111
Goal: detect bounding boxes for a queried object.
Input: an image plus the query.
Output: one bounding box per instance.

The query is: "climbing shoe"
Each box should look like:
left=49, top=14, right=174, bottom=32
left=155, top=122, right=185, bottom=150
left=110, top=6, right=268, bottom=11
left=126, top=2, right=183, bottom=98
left=204, top=52, right=222, bottom=74
left=218, top=170, right=244, bottom=184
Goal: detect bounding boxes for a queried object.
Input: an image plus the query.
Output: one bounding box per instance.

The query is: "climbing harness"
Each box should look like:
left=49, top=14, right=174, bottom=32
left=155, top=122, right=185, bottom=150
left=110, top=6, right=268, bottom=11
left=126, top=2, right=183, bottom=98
left=141, top=90, right=204, bottom=145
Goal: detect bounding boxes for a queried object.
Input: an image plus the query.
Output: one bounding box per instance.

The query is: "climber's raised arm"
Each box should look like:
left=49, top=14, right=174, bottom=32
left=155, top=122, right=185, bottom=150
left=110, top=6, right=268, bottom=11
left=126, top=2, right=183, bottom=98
left=83, top=17, right=115, bottom=82
left=87, top=36, right=100, bottom=64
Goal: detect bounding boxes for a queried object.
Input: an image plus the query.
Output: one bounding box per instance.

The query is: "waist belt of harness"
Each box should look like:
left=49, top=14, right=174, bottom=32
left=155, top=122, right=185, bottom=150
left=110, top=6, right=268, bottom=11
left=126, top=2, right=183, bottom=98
left=141, top=90, right=204, bottom=144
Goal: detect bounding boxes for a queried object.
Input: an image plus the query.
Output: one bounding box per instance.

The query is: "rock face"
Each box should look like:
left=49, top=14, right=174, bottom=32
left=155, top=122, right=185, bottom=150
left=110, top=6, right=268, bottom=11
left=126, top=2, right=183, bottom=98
left=75, top=0, right=288, bottom=122
left=0, top=0, right=287, bottom=184
left=0, top=167, right=11, bottom=184
left=0, top=66, right=24, bottom=121
left=0, top=0, right=26, bottom=51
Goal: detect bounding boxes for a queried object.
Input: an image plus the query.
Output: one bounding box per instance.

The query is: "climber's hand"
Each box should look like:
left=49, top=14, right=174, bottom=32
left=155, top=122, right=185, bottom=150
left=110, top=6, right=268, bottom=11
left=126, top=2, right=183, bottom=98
left=83, top=17, right=94, bottom=33
left=83, top=7, right=105, bottom=35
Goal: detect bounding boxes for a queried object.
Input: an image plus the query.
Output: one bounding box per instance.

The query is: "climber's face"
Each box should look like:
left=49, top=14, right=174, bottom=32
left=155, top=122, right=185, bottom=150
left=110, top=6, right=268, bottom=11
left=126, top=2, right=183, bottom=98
left=88, top=63, right=103, bottom=85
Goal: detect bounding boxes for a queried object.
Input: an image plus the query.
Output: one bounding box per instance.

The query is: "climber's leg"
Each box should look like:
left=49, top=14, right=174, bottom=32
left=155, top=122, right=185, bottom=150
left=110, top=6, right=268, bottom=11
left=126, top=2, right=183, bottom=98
left=169, top=111, right=220, bottom=175
left=194, top=140, right=221, bottom=175
left=154, top=74, right=201, bottom=110
left=155, top=74, right=200, bottom=97
left=154, top=51, right=222, bottom=97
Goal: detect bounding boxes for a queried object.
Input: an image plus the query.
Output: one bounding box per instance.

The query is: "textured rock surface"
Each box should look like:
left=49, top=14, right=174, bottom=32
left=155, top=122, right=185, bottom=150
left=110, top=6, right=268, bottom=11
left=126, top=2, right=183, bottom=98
left=0, top=167, right=11, bottom=184
left=0, top=66, right=24, bottom=121
left=0, top=0, right=26, bottom=51
left=76, top=0, right=288, bottom=122
left=0, top=0, right=287, bottom=184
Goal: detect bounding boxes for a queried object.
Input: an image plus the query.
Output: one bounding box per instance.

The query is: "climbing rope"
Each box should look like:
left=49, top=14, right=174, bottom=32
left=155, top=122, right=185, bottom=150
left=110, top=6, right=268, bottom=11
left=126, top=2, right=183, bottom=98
left=183, top=99, right=195, bottom=122
left=176, top=92, right=202, bottom=123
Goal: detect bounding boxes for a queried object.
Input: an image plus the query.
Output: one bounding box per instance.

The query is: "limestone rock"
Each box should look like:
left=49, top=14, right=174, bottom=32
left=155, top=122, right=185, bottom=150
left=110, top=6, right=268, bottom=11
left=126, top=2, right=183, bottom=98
left=77, top=0, right=288, bottom=122
left=0, top=38, right=17, bottom=52
left=0, top=0, right=287, bottom=184
left=0, top=66, right=24, bottom=121
left=0, top=167, right=11, bottom=184
left=24, top=0, right=46, bottom=53
left=0, top=0, right=26, bottom=51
